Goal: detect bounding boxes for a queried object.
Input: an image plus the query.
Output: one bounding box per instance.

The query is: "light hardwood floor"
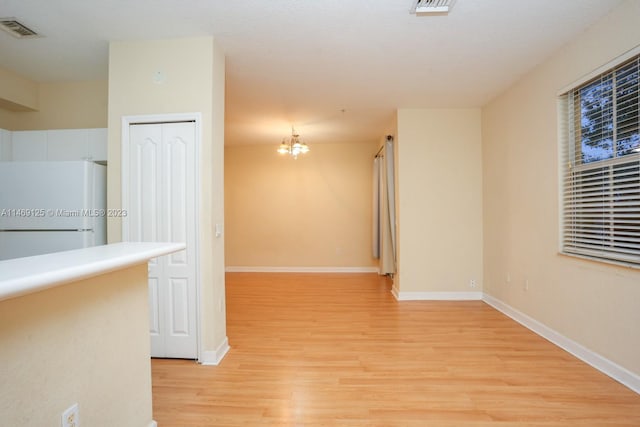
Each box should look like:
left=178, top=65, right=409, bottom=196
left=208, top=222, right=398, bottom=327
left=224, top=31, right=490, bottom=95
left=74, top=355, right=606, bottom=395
left=152, top=273, right=640, bottom=426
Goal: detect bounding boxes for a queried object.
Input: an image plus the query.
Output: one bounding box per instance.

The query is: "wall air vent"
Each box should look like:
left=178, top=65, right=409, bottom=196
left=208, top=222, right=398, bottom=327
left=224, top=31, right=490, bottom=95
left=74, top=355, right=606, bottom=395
left=0, top=18, right=40, bottom=38
left=412, top=0, right=455, bottom=15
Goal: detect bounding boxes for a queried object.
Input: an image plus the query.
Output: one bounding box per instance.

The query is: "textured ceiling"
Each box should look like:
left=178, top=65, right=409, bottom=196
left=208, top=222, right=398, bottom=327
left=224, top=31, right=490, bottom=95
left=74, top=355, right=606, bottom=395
left=0, top=0, right=624, bottom=145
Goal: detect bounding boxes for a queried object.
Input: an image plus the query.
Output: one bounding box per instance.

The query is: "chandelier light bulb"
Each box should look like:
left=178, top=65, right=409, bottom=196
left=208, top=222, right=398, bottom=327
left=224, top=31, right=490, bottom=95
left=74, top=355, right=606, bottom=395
left=277, top=127, right=309, bottom=158
left=277, top=141, right=289, bottom=154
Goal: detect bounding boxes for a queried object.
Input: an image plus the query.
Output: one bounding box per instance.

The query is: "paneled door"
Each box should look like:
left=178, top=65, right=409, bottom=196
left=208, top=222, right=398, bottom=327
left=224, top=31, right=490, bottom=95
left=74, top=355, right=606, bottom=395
left=126, top=121, right=198, bottom=359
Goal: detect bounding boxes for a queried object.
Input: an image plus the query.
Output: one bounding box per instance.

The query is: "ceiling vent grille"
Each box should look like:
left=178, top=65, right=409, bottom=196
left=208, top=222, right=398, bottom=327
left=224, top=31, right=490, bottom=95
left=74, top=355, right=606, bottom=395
left=0, top=18, right=40, bottom=38
left=412, top=0, right=455, bottom=14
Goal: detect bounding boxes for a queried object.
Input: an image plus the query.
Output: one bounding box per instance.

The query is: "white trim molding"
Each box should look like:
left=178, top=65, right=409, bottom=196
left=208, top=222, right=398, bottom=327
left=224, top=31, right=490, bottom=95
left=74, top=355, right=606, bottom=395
left=392, top=288, right=483, bottom=301
left=483, top=293, right=640, bottom=394
left=225, top=266, right=379, bottom=273
left=147, top=421, right=158, bottom=427
left=199, top=337, right=230, bottom=366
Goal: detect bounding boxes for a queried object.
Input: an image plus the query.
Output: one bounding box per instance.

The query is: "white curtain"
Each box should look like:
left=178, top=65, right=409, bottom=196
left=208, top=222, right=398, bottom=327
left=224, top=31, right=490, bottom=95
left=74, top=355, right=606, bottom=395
left=372, top=156, right=381, bottom=258
left=373, top=136, right=396, bottom=275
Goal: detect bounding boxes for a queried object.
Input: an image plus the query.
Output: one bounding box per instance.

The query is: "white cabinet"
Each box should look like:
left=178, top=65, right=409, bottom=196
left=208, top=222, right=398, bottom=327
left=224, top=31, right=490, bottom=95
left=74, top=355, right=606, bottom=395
left=8, top=128, right=107, bottom=162
left=88, top=128, right=108, bottom=161
left=0, top=129, right=11, bottom=161
left=12, top=131, right=47, bottom=161
left=47, top=129, right=89, bottom=161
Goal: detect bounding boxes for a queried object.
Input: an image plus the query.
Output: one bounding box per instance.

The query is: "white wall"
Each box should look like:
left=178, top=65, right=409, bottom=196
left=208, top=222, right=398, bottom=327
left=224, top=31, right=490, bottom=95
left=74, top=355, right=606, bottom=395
left=482, top=0, right=640, bottom=376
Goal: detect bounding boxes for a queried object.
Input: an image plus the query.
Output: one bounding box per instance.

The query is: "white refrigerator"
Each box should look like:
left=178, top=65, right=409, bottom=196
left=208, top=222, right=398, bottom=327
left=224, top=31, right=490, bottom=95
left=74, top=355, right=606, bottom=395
left=0, top=161, right=107, bottom=260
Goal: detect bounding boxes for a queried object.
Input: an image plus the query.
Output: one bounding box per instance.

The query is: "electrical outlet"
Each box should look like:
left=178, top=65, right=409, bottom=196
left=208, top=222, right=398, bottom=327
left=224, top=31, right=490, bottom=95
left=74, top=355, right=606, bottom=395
left=469, top=279, right=476, bottom=288
left=61, top=403, right=79, bottom=427
left=524, top=279, right=529, bottom=292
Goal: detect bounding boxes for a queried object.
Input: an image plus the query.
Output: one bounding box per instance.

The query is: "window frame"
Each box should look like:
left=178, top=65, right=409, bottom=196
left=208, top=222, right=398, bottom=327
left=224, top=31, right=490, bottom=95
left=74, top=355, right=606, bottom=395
left=559, top=48, right=640, bottom=268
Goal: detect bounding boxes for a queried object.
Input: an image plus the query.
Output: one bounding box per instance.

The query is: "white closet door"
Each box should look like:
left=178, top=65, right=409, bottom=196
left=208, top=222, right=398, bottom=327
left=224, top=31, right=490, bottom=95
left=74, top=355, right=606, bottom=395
left=160, top=122, right=197, bottom=358
left=128, top=122, right=197, bottom=359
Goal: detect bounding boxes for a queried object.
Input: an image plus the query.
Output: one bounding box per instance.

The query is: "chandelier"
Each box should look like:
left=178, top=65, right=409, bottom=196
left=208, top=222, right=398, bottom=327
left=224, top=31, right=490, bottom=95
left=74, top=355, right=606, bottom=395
left=277, top=127, right=309, bottom=159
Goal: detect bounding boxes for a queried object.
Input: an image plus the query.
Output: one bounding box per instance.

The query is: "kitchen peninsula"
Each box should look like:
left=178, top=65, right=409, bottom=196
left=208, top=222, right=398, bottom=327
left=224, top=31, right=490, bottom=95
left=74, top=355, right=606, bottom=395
left=0, top=242, right=184, bottom=427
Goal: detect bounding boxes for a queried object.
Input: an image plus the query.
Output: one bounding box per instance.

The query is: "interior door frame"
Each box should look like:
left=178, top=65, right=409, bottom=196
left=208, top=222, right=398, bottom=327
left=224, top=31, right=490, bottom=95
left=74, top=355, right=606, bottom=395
left=121, top=112, right=202, bottom=362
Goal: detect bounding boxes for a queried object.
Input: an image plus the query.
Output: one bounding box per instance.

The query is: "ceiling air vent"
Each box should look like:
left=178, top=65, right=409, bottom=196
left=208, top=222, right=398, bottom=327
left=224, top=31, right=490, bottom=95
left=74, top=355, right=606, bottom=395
left=0, top=18, right=40, bottom=38
left=412, top=0, right=455, bottom=15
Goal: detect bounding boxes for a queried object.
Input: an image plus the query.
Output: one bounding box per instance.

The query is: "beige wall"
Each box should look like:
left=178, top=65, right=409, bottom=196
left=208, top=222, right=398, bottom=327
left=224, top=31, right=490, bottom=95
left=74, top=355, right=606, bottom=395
left=0, top=66, right=37, bottom=112
left=0, top=65, right=106, bottom=131
left=396, top=109, right=483, bottom=293
left=11, top=80, right=108, bottom=130
left=0, top=109, right=14, bottom=129
left=225, top=142, right=379, bottom=268
left=107, top=37, right=227, bottom=354
left=482, top=0, right=640, bottom=375
left=0, top=265, right=153, bottom=427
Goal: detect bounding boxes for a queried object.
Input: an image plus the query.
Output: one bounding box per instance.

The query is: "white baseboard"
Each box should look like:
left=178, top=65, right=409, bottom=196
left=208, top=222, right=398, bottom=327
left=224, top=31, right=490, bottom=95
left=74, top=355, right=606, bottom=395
left=483, top=293, right=640, bottom=394
left=392, top=289, right=483, bottom=301
left=199, top=336, right=230, bottom=366
left=225, top=266, right=379, bottom=273
left=147, top=421, right=157, bottom=427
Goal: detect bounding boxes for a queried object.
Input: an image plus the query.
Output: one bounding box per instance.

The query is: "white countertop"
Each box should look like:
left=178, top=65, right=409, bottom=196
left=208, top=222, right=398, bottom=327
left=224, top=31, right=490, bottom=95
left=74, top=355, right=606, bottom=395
left=0, top=242, right=186, bottom=302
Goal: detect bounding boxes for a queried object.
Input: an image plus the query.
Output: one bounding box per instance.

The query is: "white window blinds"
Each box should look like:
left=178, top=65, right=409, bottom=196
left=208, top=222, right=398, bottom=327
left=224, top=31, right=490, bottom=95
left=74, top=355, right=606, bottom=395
left=561, top=54, right=640, bottom=266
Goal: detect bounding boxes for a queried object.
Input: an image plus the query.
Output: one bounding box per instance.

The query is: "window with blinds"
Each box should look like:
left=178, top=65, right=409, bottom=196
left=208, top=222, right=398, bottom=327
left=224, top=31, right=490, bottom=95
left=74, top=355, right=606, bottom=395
left=561, top=54, right=640, bottom=266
